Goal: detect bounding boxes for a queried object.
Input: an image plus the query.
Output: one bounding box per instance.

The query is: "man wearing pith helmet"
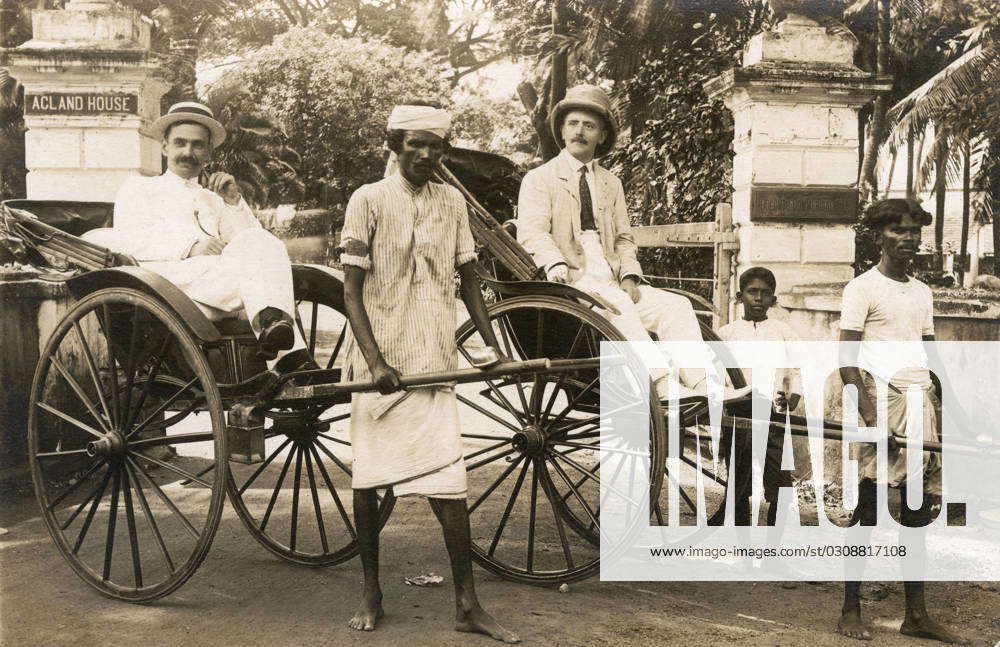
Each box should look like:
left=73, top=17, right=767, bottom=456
left=516, top=84, right=706, bottom=401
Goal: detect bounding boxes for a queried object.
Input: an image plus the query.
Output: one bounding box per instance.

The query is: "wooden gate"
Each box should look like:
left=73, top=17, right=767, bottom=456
left=631, top=203, right=739, bottom=328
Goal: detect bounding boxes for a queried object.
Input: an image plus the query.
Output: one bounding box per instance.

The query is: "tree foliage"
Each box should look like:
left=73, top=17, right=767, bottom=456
left=229, top=26, right=451, bottom=208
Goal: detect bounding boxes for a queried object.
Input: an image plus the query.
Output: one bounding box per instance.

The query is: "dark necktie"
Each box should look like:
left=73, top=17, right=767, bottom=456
left=579, top=165, right=596, bottom=231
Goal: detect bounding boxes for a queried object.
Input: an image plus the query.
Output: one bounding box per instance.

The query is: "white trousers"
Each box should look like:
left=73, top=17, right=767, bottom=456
left=142, top=228, right=305, bottom=353
left=573, top=232, right=703, bottom=391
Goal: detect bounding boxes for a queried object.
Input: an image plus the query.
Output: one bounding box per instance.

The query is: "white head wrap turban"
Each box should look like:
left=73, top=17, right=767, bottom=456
left=387, top=105, right=451, bottom=138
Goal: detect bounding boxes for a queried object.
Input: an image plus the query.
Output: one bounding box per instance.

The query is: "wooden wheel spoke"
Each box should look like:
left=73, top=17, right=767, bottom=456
left=496, top=317, right=531, bottom=417
left=128, top=376, right=200, bottom=439
left=316, top=412, right=350, bottom=426
left=130, top=432, right=214, bottom=450
left=49, top=459, right=106, bottom=511
left=461, top=432, right=511, bottom=442
left=294, top=311, right=308, bottom=351
left=289, top=446, right=304, bottom=551
left=458, top=345, right=527, bottom=426
left=237, top=438, right=292, bottom=494
left=465, top=447, right=517, bottom=471
left=552, top=414, right=600, bottom=436
left=663, top=467, right=699, bottom=515
left=309, top=445, right=356, bottom=540
left=72, top=320, right=113, bottom=429
left=487, top=457, right=529, bottom=556
left=326, top=323, right=347, bottom=370
left=548, top=376, right=600, bottom=427
left=124, top=460, right=174, bottom=571
left=36, top=402, right=104, bottom=440
left=72, top=470, right=111, bottom=553
left=61, top=467, right=110, bottom=531
left=525, top=462, right=539, bottom=570
left=49, top=356, right=111, bottom=433
left=102, top=469, right=121, bottom=581
left=260, top=447, right=296, bottom=532
left=120, top=305, right=142, bottom=432
left=123, top=336, right=173, bottom=432
left=120, top=467, right=143, bottom=588
left=303, top=446, right=330, bottom=553
left=455, top=393, right=520, bottom=433
left=540, top=371, right=569, bottom=426
left=464, top=440, right=510, bottom=462
left=315, top=431, right=350, bottom=445
left=468, top=455, right=524, bottom=515
left=130, top=451, right=211, bottom=488
left=309, top=302, right=319, bottom=356
left=550, top=439, right=650, bottom=459
left=36, top=448, right=91, bottom=459
left=99, top=304, right=122, bottom=429
left=314, top=440, right=353, bottom=477
left=551, top=449, right=642, bottom=508
left=546, top=451, right=607, bottom=545
left=678, top=453, right=727, bottom=487
left=128, top=457, right=199, bottom=540
left=537, top=463, right=575, bottom=569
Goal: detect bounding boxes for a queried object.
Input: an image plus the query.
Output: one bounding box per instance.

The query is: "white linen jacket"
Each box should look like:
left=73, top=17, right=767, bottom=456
left=516, top=152, right=642, bottom=283
left=112, top=170, right=258, bottom=262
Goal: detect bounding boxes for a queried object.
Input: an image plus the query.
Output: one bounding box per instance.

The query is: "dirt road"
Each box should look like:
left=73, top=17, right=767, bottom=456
left=2, top=485, right=998, bottom=647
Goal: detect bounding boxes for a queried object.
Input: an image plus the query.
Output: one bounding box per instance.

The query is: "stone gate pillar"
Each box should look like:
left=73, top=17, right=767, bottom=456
left=706, top=14, right=891, bottom=307
left=5, top=0, right=167, bottom=201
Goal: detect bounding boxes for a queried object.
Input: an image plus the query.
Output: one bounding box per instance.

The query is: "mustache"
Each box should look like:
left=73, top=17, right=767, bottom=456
left=176, top=156, right=199, bottom=165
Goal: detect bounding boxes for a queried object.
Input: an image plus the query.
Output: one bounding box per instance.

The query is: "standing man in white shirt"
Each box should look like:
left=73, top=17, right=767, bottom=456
left=836, top=199, right=965, bottom=644
left=516, top=84, right=705, bottom=399
left=112, top=102, right=312, bottom=374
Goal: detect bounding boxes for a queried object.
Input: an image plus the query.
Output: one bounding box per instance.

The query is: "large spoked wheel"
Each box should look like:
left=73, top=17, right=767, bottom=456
left=226, top=280, right=395, bottom=566
left=455, top=296, right=665, bottom=585
left=29, top=288, right=227, bottom=602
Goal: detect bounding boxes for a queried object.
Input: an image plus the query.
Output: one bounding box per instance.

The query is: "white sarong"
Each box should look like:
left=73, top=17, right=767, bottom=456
left=350, top=386, right=467, bottom=499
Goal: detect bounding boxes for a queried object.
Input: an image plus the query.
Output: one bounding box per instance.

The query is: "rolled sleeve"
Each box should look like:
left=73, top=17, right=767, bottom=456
left=341, top=189, right=375, bottom=270
left=454, top=208, right=477, bottom=268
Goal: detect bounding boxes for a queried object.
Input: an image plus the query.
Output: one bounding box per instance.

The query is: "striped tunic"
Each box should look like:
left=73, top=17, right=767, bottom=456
left=340, top=172, right=477, bottom=382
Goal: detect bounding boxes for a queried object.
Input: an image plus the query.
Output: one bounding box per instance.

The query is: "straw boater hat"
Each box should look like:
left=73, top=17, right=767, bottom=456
left=549, top=84, right=620, bottom=158
left=150, top=101, right=227, bottom=145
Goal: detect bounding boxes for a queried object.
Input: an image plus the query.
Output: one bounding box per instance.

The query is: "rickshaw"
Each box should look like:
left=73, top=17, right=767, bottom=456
left=1, top=161, right=751, bottom=603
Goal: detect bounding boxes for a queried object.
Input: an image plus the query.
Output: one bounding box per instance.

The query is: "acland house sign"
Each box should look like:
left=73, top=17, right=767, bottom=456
left=25, top=92, right=139, bottom=116
left=750, top=186, right=857, bottom=223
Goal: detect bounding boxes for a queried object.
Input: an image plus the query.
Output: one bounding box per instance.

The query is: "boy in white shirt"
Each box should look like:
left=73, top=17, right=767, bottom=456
left=716, top=267, right=802, bottom=526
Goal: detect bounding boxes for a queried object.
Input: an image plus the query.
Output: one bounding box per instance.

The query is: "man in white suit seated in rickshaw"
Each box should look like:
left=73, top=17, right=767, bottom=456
left=516, top=84, right=706, bottom=400
left=109, top=102, right=315, bottom=377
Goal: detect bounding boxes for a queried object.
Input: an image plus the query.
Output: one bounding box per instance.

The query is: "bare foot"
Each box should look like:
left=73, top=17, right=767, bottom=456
left=348, top=590, right=384, bottom=632
left=900, top=616, right=969, bottom=644
left=837, top=609, right=872, bottom=641
left=456, top=604, right=520, bottom=643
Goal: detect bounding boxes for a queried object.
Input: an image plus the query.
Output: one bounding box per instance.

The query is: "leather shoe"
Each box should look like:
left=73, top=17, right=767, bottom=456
left=258, top=319, right=295, bottom=359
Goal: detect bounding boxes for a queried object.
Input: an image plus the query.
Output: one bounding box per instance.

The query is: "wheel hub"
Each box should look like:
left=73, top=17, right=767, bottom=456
left=87, top=431, right=126, bottom=459
left=511, top=425, right=546, bottom=456
left=269, top=409, right=330, bottom=443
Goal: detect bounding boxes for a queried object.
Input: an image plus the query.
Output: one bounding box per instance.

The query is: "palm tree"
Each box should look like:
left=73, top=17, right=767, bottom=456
left=0, top=68, right=25, bottom=199
left=883, top=12, right=1000, bottom=276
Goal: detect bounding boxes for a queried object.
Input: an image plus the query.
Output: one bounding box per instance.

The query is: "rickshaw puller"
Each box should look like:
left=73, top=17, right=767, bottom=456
left=339, top=103, right=519, bottom=643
